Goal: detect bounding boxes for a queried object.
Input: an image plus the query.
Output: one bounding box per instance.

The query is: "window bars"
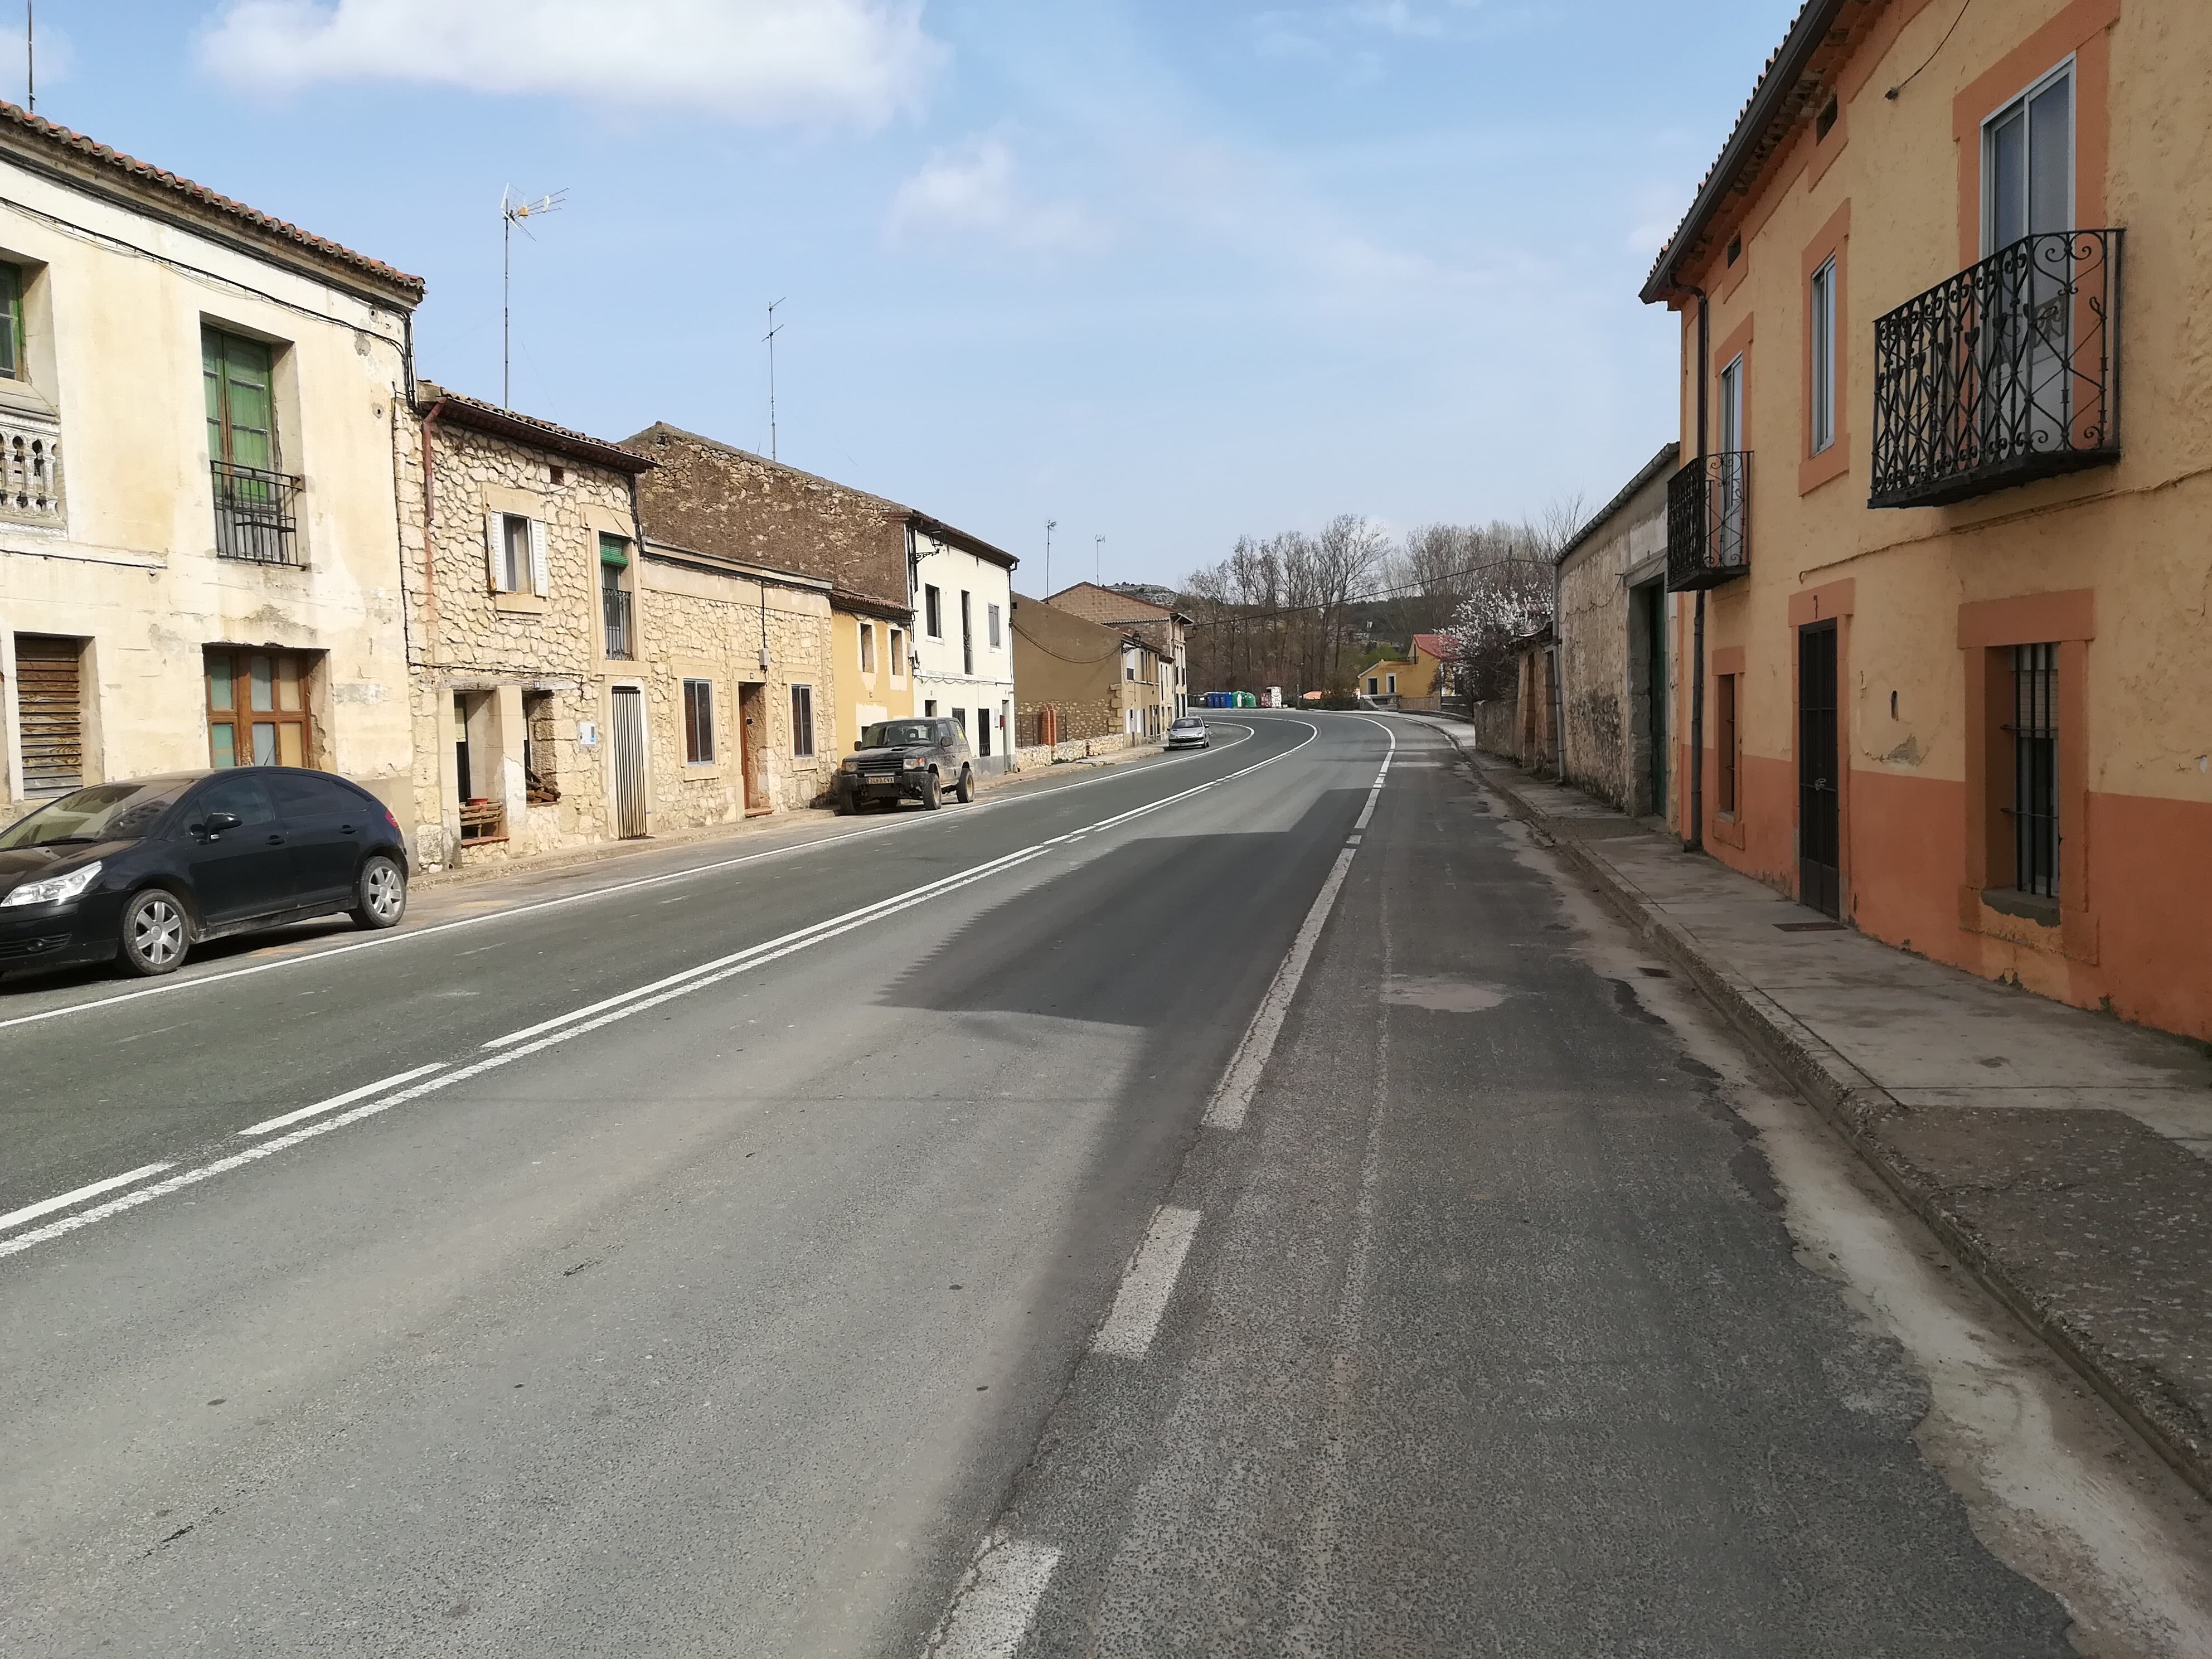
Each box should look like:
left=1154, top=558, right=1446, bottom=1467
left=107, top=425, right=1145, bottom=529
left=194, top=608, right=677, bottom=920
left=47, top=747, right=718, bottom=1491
left=1666, top=450, right=1751, bottom=590
left=2009, top=643, right=2059, bottom=899
left=210, top=459, right=302, bottom=564
left=1870, top=229, right=2121, bottom=509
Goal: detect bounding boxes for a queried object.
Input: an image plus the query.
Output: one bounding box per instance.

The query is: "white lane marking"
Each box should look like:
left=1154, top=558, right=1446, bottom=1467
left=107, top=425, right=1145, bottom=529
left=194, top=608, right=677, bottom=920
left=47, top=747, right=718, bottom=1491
left=0, top=723, right=1267, bottom=1038
left=1091, top=1205, right=1203, bottom=1358
left=0, top=1162, right=172, bottom=1234
left=924, top=1534, right=1061, bottom=1659
left=486, top=722, right=1323, bottom=1050
left=0, top=723, right=1333, bottom=1263
left=237, top=1063, right=449, bottom=1136
left=1202, top=717, right=1395, bottom=1133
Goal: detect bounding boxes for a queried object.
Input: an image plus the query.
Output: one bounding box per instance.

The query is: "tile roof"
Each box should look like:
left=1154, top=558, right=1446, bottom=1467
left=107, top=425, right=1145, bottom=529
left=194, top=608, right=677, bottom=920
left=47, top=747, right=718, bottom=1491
left=0, top=100, right=424, bottom=300
left=420, top=384, right=655, bottom=473
left=1412, top=633, right=1459, bottom=661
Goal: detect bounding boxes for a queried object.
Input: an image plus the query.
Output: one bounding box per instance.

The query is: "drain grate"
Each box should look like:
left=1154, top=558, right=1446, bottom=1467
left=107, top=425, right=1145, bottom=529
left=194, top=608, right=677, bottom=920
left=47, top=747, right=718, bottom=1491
left=1776, top=921, right=1848, bottom=933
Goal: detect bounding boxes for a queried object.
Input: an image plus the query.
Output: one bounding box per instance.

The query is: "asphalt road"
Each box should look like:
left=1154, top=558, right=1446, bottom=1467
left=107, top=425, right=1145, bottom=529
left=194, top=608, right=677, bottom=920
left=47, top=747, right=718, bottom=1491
left=0, top=712, right=2127, bottom=1655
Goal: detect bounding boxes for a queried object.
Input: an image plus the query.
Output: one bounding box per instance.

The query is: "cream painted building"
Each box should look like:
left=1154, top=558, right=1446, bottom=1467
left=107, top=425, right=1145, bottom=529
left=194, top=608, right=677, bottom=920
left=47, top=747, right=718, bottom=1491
left=910, top=518, right=1018, bottom=772
left=0, top=106, right=421, bottom=827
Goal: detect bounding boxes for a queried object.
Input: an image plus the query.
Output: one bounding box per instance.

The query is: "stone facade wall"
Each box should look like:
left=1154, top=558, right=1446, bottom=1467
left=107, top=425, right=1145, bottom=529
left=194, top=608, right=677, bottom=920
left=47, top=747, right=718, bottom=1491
left=638, top=551, right=837, bottom=827
left=1011, top=732, right=1149, bottom=769
left=396, top=404, right=637, bottom=870
left=1015, top=696, right=1119, bottom=746
left=1555, top=453, right=1673, bottom=815
left=627, top=424, right=910, bottom=610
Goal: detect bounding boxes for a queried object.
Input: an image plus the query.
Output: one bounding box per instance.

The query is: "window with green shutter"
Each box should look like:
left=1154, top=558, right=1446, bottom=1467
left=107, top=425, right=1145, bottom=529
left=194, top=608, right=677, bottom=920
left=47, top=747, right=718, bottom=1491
left=0, top=264, right=22, bottom=380
left=203, top=327, right=278, bottom=472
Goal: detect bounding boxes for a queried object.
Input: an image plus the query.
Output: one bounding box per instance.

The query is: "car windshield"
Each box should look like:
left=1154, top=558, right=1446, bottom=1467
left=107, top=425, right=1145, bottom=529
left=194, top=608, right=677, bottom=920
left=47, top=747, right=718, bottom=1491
left=0, top=780, right=184, bottom=850
left=861, top=722, right=937, bottom=748
left=1172, top=718, right=1203, bottom=729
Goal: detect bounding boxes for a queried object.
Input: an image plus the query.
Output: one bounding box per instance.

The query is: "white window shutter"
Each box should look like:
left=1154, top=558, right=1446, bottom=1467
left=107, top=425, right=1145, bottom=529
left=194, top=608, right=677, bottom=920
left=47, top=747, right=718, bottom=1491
left=483, top=512, right=503, bottom=591
left=528, top=518, right=549, bottom=596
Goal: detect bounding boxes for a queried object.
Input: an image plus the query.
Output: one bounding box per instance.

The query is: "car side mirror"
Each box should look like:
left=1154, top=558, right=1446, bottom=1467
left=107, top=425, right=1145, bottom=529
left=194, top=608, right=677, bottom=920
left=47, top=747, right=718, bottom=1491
left=197, top=811, right=241, bottom=837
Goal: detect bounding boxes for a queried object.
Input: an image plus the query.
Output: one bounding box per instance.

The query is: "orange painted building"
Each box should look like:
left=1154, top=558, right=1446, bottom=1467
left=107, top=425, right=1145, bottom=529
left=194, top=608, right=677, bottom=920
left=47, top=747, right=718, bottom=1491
left=1642, top=0, right=2212, bottom=1039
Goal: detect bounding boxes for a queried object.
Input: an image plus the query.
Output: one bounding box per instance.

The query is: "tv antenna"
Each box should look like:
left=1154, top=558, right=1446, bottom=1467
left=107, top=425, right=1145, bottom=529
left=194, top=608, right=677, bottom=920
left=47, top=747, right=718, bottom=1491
left=764, top=298, right=787, bottom=460
left=1095, top=535, right=1105, bottom=583
left=25, top=1, right=33, bottom=114
left=1045, top=520, right=1056, bottom=594
left=500, top=185, right=565, bottom=408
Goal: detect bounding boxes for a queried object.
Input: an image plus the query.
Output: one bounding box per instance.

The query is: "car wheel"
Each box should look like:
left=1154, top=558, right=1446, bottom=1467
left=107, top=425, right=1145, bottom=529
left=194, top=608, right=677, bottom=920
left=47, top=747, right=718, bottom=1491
left=350, top=853, right=408, bottom=931
left=954, top=766, right=974, bottom=804
left=833, top=792, right=855, bottom=816
left=119, top=888, right=190, bottom=977
left=919, top=770, right=942, bottom=810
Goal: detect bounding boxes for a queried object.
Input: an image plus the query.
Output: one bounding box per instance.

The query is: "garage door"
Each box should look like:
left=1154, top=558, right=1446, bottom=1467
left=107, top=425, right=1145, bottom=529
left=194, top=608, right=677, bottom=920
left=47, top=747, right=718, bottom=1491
left=14, top=635, right=84, bottom=795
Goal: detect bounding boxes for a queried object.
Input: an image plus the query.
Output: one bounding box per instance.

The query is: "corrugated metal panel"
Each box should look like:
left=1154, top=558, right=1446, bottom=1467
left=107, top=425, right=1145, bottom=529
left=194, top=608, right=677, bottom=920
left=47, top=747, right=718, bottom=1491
left=609, top=686, right=648, bottom=839
left=14, top=636, right=84, bottom=794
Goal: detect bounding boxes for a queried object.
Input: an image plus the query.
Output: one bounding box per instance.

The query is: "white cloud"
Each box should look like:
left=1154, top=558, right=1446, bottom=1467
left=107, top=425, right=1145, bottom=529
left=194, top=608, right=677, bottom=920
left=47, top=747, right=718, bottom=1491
left=196, top=0, right=945, bottom=127
left=887, top=138, right=1103, bottom=253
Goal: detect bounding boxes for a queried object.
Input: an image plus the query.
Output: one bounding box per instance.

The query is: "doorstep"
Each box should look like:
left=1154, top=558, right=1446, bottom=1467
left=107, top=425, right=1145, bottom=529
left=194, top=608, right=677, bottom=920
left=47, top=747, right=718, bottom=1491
left=1413, top=720, right=2212, bottom=1503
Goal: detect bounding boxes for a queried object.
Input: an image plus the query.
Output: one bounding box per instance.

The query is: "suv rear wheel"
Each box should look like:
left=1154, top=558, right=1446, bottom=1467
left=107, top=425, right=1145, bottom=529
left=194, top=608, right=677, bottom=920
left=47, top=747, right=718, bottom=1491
left=119, top=888, right=189, bottom=977
left=954, top=766, right=974, bottom=804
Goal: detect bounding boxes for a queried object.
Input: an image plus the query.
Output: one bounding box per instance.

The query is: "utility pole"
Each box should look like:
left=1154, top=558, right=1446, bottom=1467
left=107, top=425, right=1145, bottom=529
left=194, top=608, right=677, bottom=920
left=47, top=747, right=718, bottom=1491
left=764, top=298, right=786, bottom=462
left=25, top=1, right=32, bottom=115
left=500, top=187, right=565, bottom=409
left=1045, top=520, right=1056, bottom=595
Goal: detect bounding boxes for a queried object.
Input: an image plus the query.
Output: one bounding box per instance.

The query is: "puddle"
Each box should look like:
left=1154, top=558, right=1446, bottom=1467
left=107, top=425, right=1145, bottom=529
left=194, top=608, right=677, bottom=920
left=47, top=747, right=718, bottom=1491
left=1381, top=976, right=1507, bottom=1013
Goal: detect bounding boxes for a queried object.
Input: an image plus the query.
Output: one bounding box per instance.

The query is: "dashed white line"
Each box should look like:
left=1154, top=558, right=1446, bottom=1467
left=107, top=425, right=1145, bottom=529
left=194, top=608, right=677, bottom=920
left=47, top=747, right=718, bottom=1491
left=924, top=1534, right=1063, bottom=1659
left=1091, top=1205, right=1203, bottom=1358
left=0, top=1162, right=173, bottom=1234
left=237, top=1063, right=448, bottom=1136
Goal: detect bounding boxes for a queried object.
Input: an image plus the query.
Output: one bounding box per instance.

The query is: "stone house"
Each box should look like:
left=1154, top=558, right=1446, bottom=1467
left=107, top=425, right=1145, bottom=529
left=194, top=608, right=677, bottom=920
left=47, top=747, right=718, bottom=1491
left=0, top=104, right=420, bottom=827
left=636, top=538, right=837, bottom=823
left=1010, top=593, right=1167, bottom=746
left=1553, top=444, right=1676, bottom=817
left=397, top=385, right=655, bottom=871
left=1044, top=582, right=1190, bottom=722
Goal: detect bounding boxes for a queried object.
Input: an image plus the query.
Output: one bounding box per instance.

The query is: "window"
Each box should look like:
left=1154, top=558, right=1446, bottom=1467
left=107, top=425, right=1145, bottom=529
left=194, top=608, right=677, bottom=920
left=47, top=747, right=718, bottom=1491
left=0, top=263, right=22, bottom=380
left=683, top=678, right=715, bottom=764
left=987, top=603, right=1002, bottom=649
left=1386, top=673, right=1398, bottom=695
left=1816, top=94, right=1839, bottom=142
left=1717, top=674, right=1738, bottom=814
left=2011, top=644, right=2059, bottom=897
left=1725, top=234, right=1742, bottom=268
left=925, top=585, right=943, bottom=638
left=890, top=628, right=906, bottom=678
left=858, top=622, right=876, bottom=674
left=1367, top=676, right=1379, bottom=695
left=523, top=690, right=559, bottom=804
left=203, top=327, right=276, bottom=473
left=1810, top=257, right=1837, bottom=455
left=1983, top=64, right=2073, bottom=255
left=791, top=684, right=816, bottom=759
left=206, top=647, right=309, bottom=768
left=496, top=513, right=532, bottom=593
left=923, top=699, right=937, bottom=717
left=961, top=590, right=973, bottom=677
left=600, top=535, right=634, bottom=659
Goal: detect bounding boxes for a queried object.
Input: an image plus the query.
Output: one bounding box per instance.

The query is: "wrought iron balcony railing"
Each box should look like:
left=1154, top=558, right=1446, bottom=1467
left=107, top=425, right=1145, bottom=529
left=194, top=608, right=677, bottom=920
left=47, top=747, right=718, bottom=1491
left=211, top=459, right=303, bottom=564
left=1870, top=228, right=2121, bottom=509
left=603, top=584, right=635, bottom=659
left=1667, top=450, right=1750, bottom=591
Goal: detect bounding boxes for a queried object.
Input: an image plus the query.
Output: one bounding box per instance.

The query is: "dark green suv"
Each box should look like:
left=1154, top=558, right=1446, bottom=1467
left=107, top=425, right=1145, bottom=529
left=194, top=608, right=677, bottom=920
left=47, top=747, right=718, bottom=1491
left=832, top=718, right=977, bottom=813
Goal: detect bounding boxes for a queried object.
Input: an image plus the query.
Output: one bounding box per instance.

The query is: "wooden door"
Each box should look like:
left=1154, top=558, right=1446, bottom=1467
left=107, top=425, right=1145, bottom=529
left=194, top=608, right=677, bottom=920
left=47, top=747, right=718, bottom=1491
left=1797, top=623, right=1841, bottom=918
left=13, top=635, right=84, bottom=795
left=740, top=683, right=771, bottom=814
left=609, top=686, right=649, bottom=838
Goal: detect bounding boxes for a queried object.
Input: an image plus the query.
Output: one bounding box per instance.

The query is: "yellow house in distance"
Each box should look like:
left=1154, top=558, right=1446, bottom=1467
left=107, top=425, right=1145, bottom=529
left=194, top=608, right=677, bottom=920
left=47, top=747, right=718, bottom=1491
left=1362, top=634, right=1457, bottom=707
left=831, top=591, right=915, bottom=753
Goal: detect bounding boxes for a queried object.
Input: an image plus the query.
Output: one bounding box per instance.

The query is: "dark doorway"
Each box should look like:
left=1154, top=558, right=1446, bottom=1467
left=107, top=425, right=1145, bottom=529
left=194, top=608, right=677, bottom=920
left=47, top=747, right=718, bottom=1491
left=1797, top=622, right=1841, bottom=918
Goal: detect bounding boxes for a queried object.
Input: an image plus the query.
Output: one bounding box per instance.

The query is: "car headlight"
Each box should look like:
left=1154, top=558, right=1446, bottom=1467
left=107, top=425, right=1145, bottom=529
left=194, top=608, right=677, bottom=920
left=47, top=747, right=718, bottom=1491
left=904, top=756, right=925, bottom=769
left=841, top=759, right=859, bottom=772
left=2, top=860, right=103, bottom=908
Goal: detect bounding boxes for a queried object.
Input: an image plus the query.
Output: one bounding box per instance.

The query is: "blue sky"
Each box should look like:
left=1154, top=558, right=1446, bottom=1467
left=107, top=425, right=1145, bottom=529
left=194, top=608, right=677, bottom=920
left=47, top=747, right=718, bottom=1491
left=17, top=1, right=1794, bottom=586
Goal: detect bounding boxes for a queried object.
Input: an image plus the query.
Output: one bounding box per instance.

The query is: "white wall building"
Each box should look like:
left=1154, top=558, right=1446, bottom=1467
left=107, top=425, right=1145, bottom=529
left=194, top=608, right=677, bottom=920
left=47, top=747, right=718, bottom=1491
left=906, top=517, right=1017, bottom=773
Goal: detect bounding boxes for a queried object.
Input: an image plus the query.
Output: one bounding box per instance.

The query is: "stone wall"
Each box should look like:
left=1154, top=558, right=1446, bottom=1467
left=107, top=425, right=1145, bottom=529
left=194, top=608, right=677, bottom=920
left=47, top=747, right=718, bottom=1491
left=396, top=401, right=637, bottom=870
left=1555, top=447, right=1674, bottom=816
left=1011, top=732, right=1151, bottom=770
left=638, top=549, right=837, bottom=827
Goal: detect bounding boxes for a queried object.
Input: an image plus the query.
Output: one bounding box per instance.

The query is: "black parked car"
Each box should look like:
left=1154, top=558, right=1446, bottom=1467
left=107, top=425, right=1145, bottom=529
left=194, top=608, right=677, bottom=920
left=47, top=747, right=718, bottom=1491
left=831, top=718, right=976, bottom=813
left=0, top=768, right=409, bottom=979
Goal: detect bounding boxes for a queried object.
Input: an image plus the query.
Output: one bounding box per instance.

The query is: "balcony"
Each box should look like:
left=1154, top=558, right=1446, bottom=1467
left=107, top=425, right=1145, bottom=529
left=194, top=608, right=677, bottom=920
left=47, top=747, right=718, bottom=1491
left=211, top=459, right=302, bottom=564
left=1870, top=229, right=2122, bottom=510
left=603, top=584, right=635, bottom=659
left=0, top=411, right=63, bottom=530
left=1667, top=450, right=1751, bottom=591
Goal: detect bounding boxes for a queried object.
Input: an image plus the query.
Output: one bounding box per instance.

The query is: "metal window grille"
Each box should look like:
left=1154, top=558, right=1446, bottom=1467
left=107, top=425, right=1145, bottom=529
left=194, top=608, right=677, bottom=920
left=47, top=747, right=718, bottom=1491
left=211, top=460, right=302, bottom=564
left=602, top=575, right=634, bottom=660
left=2010, top=643, right=2059, bottom=898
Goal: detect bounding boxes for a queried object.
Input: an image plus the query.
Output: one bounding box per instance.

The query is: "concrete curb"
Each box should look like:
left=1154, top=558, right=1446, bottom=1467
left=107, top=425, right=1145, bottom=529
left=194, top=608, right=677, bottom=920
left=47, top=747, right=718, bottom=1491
left=1427, top=726, right=2211, bottom=1503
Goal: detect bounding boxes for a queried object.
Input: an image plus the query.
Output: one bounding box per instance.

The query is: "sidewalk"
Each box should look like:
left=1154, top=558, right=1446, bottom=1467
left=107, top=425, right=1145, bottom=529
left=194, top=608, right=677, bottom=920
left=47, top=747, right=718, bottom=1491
left=1429, top=727, right=2212, bottom=1502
